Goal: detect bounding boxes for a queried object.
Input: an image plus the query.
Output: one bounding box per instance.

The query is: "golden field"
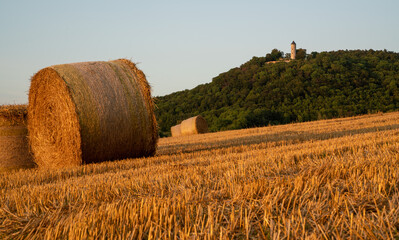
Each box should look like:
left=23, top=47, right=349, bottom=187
left=1, top=112, right=399, bottom=239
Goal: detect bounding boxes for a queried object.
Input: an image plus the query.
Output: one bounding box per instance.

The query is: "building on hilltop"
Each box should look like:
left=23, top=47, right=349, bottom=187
left=265, top=41, right=299, bottom=65
left=291, top=41, right=296, bottom=60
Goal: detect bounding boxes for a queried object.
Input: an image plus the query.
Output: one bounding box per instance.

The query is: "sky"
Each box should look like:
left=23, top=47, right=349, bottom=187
left=0, top=0, right=398, bottom=104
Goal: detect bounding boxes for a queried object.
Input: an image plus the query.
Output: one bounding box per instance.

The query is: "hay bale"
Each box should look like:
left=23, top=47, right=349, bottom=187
left=180, top=115, right=208, bottom=136
left=28, top=59, right=158, bottom=168
left=171, top=124, right=181, bottom=137
left=0, top=105, right=35, bottom=172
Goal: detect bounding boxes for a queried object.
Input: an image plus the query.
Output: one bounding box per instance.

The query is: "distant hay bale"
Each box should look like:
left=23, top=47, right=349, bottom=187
left=0, top=105, right=35, bottom=172
left=171, top=124, right=181, bottom=137
left=28, top=59, right=158, bottom=168
left=180, top=115, right=208, bottom=136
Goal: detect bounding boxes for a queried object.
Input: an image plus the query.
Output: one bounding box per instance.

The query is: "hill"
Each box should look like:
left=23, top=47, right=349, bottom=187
left=1, top=112, right=399, bottom=238
left=155, top=49, right=399, bottom=136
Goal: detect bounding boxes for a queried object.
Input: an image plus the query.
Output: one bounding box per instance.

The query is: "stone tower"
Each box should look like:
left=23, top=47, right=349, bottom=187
left=291, top=41, right=296, bottom=60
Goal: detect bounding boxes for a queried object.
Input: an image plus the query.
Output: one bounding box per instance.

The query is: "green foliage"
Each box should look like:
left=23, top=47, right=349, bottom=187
left=155, top=49, right=399, bottom=136
left=296, top=48, right=307, bottom=60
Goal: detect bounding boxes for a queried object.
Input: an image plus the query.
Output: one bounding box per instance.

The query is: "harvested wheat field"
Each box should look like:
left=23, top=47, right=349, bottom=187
left=0, top=105, right=35, bottom=172
left=28, top=59, right=158, bottom=168
left=1, top=111, right=399, bottom=239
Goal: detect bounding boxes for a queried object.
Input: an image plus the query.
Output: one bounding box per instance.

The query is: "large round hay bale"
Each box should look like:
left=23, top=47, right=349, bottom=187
left=171, top=124, right=181, bottom=137
left=28, top=59, right=158, bottom=168
left=0, top=105, right=35, bottom=172
left=180, top=115, right=208, bottom=136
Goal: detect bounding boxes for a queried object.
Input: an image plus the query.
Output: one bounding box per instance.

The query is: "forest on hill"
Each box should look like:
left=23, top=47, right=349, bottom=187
left=155, top=49, right=399, bottom=136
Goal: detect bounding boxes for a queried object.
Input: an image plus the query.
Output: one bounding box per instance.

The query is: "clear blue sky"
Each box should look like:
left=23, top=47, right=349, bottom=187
left=1, top=0, right=398, bottom=104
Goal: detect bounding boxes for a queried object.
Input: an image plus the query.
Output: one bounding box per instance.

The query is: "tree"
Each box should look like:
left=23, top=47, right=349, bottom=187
left=270, top=49, right=283, bottom=60
left=296, top=48, right=307, bottom=60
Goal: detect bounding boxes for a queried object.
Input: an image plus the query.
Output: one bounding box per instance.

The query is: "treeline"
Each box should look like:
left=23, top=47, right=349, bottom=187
left=155, top=49, right=399, bottom=137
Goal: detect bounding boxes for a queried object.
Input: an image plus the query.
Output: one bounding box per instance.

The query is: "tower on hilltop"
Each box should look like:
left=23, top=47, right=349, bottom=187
left=291, top=41, right=296, bottom=60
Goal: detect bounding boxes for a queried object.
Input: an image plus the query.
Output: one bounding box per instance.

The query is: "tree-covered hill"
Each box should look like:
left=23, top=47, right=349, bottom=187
left=155, top=49, right=399, bottom=137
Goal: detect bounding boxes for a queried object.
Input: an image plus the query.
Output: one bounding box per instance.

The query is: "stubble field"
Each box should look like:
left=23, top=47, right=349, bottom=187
left=1, top=112, right=399, bottom=239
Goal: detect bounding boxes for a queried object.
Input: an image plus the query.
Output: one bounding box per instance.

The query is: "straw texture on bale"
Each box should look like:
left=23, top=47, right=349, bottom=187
left=28, top=59, right=158, bottom=168
left=0, top=105, right=35, bottom=172
left=171, top=124, right=181, bottom=137
left=180, top=115, right=208, bottom=136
